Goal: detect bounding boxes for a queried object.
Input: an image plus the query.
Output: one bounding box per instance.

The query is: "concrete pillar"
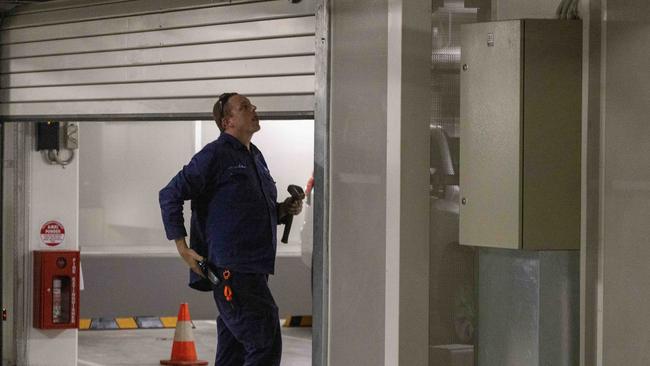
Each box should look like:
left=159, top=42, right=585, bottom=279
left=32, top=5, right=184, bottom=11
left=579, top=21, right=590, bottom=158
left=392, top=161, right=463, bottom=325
left=328, top=0, right=430, bottom=365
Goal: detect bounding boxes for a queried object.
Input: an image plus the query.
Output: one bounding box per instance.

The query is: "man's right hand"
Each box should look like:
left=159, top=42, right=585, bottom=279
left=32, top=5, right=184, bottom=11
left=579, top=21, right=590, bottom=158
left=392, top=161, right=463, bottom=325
left=175, top=238, right=204, bottom=277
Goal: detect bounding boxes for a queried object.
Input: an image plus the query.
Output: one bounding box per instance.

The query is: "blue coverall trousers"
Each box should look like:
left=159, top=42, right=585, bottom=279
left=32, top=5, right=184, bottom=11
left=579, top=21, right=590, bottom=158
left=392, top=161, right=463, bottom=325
left=212, top=271, right=282, bottom=366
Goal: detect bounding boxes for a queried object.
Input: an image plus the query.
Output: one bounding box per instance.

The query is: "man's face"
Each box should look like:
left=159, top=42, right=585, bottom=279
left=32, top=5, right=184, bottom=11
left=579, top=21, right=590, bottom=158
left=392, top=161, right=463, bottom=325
left=223, top=94, right=260, bottom=135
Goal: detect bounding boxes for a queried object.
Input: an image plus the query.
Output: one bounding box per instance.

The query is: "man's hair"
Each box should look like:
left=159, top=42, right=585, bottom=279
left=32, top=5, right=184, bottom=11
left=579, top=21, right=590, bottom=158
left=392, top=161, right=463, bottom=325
left=213, top=92, right=237, bottom=132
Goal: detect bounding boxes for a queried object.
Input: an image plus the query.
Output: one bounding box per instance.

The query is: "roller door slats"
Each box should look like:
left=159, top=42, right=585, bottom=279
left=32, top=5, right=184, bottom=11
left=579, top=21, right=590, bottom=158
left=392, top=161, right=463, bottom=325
left=2, top=1, right=315, bottom=44
left=2, top=75, right=315, bottom=102
left=0, top=94, right=315, bottom=116
left=7, top=0, right=135, bottom=17
left=1, top=16, right=315, bottom=59
left=1, top=36, right=315, bottom=73
left=1, top=0, right=316, bottom=117
left=1, top=56, right=315, bottom=88
left=3, top=1, right=292, bottom=30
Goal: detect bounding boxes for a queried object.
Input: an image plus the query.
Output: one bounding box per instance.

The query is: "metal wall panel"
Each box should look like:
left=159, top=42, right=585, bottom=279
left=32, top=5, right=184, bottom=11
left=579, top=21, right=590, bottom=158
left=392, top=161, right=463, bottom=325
left=0, top=0, right=316, bottom=119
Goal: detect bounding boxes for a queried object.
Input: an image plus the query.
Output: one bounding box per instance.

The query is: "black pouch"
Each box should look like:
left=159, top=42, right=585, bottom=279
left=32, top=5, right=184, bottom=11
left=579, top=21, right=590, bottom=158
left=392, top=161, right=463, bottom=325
left=189, top=272, right=213, bottom=291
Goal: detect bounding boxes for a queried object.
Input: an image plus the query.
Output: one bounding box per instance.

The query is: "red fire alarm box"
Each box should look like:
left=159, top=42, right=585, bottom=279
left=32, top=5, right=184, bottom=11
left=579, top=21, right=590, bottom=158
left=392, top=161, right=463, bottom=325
left=33, top=250, right=80, bottom=329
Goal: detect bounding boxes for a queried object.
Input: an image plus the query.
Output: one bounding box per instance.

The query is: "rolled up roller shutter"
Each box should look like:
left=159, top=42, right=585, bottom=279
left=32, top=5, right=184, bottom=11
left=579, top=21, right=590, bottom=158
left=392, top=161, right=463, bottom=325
left=0, top=0, right=316, bottom=120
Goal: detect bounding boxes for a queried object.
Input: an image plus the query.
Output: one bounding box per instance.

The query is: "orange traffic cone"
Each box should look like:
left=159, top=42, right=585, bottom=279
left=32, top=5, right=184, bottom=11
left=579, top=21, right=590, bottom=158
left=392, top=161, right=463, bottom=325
left=160, top=303, right=208, bottom=366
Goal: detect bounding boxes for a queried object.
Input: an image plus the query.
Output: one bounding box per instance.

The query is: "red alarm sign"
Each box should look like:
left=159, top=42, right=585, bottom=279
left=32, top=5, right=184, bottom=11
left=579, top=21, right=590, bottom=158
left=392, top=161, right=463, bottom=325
left=40, top=221, right=65, bottom=247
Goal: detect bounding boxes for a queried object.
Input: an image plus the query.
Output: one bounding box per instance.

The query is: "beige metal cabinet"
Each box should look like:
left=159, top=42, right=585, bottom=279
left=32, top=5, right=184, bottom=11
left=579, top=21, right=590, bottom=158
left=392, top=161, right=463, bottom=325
left=459, top=20, right=582, bottom=250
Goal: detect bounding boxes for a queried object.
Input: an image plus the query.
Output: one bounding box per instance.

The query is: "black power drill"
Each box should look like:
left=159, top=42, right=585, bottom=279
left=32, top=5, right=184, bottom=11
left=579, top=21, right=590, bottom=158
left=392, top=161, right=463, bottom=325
left=281, top=185, right=305, bottom=243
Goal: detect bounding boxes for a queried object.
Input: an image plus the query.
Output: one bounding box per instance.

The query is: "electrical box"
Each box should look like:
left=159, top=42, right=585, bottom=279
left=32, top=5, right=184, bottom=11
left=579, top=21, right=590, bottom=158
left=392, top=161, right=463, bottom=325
left=36, top=122, right=60, bottom=151
left=33, top=250, right=80, bottom=329
left=459, top=20, right=582, bottom=250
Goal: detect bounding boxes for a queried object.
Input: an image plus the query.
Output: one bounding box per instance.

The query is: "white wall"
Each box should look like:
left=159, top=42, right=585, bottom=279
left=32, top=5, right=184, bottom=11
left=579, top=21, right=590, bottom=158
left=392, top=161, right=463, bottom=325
left=75, top=120, right=313, bottom=323
left=79, top=122, right=193, bottom=253
left=79, top=120, right=314, bottom=254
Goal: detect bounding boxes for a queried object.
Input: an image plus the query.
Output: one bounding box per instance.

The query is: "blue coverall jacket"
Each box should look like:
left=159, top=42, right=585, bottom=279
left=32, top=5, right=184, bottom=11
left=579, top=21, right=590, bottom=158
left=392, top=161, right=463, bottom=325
left=159, top=133, right=279, bottom=290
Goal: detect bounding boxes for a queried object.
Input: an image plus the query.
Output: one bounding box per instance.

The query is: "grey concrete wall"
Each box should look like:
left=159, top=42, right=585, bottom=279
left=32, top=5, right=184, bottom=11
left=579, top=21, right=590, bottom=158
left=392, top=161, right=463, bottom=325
left=79, top=255, right=311, bottom=320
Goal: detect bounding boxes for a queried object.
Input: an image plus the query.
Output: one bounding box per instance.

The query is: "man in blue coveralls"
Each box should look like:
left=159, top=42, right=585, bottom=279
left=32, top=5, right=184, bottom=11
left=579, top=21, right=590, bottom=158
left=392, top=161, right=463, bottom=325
left=159, top=92, right=303, bottom=366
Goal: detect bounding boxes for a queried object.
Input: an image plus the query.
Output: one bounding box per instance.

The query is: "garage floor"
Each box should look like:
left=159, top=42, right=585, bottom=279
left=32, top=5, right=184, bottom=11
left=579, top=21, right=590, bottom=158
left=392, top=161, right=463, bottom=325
left=78, top=320, right=311, bottom=366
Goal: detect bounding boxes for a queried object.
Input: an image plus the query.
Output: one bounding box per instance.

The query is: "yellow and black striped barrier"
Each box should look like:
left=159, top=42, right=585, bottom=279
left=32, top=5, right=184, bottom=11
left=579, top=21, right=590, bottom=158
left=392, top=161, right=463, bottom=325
left=283, top=315, right=312, bottom=327
left=81, top=315, right=312, bottom=329
left=79, top=316, right=190, bottom=330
